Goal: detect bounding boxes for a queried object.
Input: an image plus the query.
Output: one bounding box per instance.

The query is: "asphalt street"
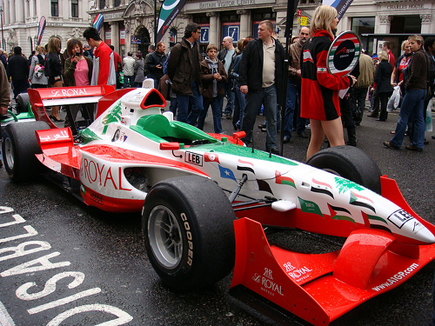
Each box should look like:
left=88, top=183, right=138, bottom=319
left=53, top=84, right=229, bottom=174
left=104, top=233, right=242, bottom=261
left=0, top=99, right=434, bottom=326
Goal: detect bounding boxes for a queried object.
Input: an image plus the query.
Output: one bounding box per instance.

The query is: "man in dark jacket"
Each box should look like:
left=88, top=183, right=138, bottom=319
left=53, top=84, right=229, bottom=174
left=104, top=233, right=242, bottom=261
left=147, top=42, right=166, bottom=89
left=239, top=20, right=285, bottom=154
left=167, top=22, right=203, bottom=124
left=6, top=47, right=29, bottom=100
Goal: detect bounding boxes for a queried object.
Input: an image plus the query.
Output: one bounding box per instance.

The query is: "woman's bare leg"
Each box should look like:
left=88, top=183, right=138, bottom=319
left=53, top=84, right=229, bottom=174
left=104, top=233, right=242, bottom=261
left=306, top=119, right=325, bottom=161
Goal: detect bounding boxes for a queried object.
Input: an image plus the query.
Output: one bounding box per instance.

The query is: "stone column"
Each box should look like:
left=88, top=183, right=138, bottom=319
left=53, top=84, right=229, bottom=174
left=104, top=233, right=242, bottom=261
left=420, top=14, right=433, bottom=34
left=376, top=15, right=391, bottom=34
left=207, top=12, right=219, bottom=46
left=108, top=0, right=114, bottom=9
left=124, top=20, right=132, bottom=54
left=237, top=9, right=250, bottom=39
left=111, top=22, right=120, bottom=52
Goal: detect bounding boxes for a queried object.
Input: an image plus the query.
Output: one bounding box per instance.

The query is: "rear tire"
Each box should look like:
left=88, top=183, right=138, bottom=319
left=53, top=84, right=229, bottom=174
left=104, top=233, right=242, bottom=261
left=142, top=175, right=235, bottom=291
left=2, top=121, right=50, bottom=182
left=307, top=145, right=382, bottom=194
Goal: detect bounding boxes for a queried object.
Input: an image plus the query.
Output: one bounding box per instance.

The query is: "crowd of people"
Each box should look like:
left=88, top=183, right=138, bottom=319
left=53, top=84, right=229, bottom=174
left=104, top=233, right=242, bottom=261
left=1, top=7, right=435, bottom=165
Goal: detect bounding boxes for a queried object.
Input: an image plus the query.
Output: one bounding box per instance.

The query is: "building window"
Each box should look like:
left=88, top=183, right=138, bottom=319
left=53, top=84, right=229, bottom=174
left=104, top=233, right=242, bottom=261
left=114, top=0, right=121, bottom=7
left=99, top=0, right=106, bottom=9
left=71, top=0, right=78, bottom=17
left=299, top=0, right=316, bottom=4
left=251, top=9, right=276, bottom=22
left=351, top=17, right=375, bottom=35
left=26, top=0, right=30, bottom=18
left=390, top=16, right=420, bottom=34
left=51, top=0, right=59, bottom=16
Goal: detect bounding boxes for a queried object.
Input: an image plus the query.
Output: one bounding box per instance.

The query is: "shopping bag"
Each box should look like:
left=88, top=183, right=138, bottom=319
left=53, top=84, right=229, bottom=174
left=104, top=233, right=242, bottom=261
left=387, top=86, right=401, bottom=112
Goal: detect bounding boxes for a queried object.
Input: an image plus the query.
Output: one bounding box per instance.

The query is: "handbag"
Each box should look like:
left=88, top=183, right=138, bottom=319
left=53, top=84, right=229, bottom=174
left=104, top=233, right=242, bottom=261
left=426, top=98, right=433, bottom=132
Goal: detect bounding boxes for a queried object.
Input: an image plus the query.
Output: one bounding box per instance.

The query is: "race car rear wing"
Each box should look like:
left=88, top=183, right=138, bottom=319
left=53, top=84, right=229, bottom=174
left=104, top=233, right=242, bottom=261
left=28, top=85, right=116, bottom=129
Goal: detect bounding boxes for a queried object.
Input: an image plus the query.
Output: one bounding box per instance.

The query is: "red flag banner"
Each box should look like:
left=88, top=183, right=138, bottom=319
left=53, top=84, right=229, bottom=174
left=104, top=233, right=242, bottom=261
left=36, top=16, right=46, bottom=45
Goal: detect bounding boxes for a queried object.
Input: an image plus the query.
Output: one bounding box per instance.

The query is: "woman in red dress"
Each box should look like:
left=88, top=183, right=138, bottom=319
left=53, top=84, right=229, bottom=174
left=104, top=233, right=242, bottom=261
left=300, top=5, right=357, bottom=160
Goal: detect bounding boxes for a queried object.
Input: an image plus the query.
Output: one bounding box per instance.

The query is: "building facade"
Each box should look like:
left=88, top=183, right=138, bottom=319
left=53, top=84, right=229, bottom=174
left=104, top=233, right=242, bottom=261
left=1, top=0, right=434, bottom=59
left=0, top=0, right=91, bottom=56
left=89, top=0, right=434, bottom=59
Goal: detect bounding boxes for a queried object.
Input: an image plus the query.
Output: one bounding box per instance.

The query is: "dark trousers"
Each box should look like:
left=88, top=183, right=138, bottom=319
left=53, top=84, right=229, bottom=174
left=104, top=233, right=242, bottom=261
left=12, top=79, right=28, bottom=99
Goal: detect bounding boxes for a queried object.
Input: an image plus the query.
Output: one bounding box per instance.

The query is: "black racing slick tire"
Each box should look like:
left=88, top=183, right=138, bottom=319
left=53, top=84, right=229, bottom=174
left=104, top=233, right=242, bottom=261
left=142, top=175, right=236, bottom=291
left=307, top=145, right=382, bottom=194
left=15, top=93, right=30, bottom=113
left=2, top=121, right=50, bottom=182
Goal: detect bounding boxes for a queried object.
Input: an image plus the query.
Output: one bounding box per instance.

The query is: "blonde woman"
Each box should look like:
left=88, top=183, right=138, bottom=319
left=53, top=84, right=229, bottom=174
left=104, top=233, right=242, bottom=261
left=300, top=5, right=357, bottom=160
left=46, top=37, right=63, bottom=122
left=372, top=51, right=393, bottom=121
left=391, top=40, right=412, bottom=92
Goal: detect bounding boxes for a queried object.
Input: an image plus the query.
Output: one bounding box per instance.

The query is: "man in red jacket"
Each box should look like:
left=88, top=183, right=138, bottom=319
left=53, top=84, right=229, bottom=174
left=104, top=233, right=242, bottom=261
left=83, top=27, right=116, bottom=86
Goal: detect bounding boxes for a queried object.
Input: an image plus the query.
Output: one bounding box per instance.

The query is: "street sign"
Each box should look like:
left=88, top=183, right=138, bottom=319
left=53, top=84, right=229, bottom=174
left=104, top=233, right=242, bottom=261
left=327, top=31, right=361, bottom=77
left=200, top=26, right=209, bottom=43
left=222, top=23, right=240, bottom=42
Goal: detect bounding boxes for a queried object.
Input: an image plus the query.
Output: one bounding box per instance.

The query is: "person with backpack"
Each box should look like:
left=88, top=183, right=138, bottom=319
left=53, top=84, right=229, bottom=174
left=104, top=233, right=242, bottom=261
left=29, top=46, right=49, bottom=89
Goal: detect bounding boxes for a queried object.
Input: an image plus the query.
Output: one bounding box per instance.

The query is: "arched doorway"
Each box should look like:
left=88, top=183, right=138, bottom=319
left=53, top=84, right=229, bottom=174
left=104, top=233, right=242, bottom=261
left=132, top=25, right=150, bottom=54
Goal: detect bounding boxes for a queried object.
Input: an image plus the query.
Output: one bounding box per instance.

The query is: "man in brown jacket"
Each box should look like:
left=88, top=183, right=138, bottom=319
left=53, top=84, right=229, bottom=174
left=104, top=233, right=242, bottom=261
left=167, top=22, right=203, bottom=124
left=353, top=51, right=375, bottom=126
left=0, top=60, right=11, bottom=167
left=0, top=62, right=9, bottom=117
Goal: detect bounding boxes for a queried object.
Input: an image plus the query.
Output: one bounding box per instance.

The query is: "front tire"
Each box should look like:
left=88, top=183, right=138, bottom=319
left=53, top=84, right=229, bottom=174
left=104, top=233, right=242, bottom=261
left=2, top=121, right=50, bottom=182
left=307, top=146, right=382, bottom=194
left=142, top=175, right=236, bottom=291
left=15, top=93, right=30, bottom=113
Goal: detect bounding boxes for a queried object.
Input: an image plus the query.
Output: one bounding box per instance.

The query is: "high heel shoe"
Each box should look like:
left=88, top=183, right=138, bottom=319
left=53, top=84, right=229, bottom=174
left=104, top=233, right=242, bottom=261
left=49, top=115, right=64, bottom=122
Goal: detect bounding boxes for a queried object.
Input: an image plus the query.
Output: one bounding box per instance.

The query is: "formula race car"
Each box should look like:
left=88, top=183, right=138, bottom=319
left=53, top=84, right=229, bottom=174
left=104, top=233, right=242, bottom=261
left=2, top=81, right=435, bottom=326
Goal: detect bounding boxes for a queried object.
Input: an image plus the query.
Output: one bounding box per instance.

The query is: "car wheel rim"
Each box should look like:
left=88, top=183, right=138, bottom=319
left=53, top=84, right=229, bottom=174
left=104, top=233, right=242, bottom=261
left=4, top=138, right=14, bottom=170
left=148, top=205, right=183, bottom=269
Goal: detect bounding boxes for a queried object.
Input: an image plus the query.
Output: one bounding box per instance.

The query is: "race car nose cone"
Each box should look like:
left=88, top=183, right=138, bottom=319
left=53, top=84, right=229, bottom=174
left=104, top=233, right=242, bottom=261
left=417, top=227, right=435, bottom=244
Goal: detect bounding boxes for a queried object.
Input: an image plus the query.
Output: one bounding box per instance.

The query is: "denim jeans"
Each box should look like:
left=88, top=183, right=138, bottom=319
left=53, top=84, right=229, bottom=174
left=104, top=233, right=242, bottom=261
left=198, top=96, right=223, bottom=133
left=284, top=79, right=298, bottom=137
left=233, top=85, right=245, bottom=129
left=176, top=81, right=204, bottom=125
left=124, top=75, right=134, bottom=88
left=241, top=84, right=277, bottom=151
left=169, top=98, right=177, bottom=117
left=353, top=87, right=368, bottom=123
left=391, top=88, right=426, bottom=149
left=223, top=81, right=235, bottom=115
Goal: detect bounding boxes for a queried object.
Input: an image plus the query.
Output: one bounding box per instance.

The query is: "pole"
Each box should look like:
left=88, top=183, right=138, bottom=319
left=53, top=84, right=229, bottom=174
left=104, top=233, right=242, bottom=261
left=280, top=0, right=299, bottom=156
left=0, top=6, right=4, bottom=50
left=154, top=0, right=157, bottom=45
left=279, top=38, right=290, bottom=156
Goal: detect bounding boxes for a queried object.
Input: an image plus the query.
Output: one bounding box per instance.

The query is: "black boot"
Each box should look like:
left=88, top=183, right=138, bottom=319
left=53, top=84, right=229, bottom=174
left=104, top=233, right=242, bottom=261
left=346, top=126, right=357, bottom=146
